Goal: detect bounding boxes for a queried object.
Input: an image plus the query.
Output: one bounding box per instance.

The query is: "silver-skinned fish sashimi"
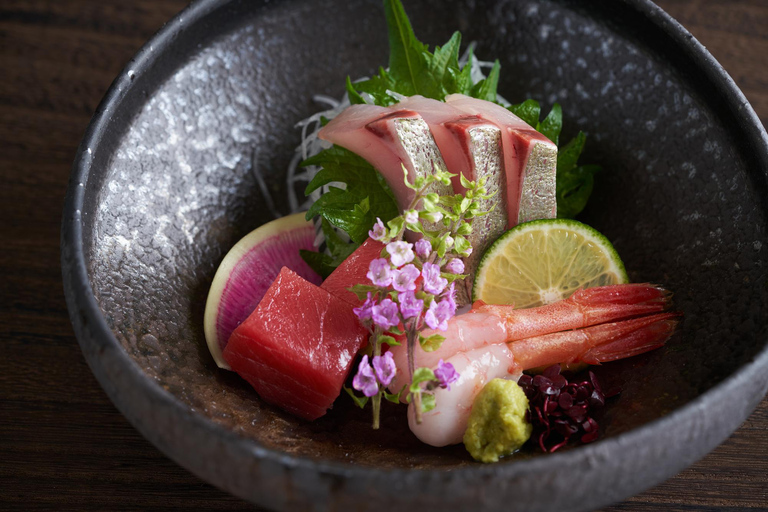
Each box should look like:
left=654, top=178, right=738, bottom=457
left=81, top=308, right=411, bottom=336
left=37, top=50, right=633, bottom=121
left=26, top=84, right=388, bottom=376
left=317, top=105, right=453, bottom=221
left=444, top=94, right=558, bottom=224
left=392, top=96, right=508, bottom=294
left=318, top=94, right=557, bottom=235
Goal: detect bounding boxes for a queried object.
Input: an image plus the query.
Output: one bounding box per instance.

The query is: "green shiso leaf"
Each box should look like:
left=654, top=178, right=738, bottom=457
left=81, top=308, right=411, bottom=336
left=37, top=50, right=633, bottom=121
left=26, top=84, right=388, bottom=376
left=345, top=76, right=368, bottom=105
left=469, top=59, right=501, bottom=102
left=304, top=146, right=399, bottom=246
left=538, top=103, right=562, bottom=146
left=556, top=131, right=601, bottom=218
left=299, top=219, right=358, bottom=279
left=427, top=32, right=462, bottom=93
left=557, top=164, right=599, bottom=219
left=299, top=249, right=336, bottom=279
left=508, top=99, right=541, bottom=127
left=346, top=0, right=497, bottom=104
left=455, top=45, right=474, bottom=94
left=557, top=129, right=587, bottom=174
left=508, top=100, right=561, bottom=144
left=385, top=0, right=428, bottom=97
left=348, top=68, right=399, bottom=106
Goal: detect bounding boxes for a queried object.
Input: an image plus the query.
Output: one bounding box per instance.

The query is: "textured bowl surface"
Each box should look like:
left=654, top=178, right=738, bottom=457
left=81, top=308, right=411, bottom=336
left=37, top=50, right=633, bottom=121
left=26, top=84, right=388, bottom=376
left=62, top=0, right=768, bottom=510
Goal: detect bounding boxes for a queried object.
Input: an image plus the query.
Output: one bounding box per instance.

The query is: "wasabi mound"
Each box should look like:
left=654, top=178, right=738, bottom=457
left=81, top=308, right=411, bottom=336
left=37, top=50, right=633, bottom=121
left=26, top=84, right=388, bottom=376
left=464, top=378, right=532, bottom=463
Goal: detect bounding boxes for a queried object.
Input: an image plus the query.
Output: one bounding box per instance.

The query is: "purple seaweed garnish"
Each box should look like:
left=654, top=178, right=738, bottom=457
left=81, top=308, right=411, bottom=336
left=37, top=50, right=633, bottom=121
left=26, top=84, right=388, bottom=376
left=518, top=364, right=617, bottom=453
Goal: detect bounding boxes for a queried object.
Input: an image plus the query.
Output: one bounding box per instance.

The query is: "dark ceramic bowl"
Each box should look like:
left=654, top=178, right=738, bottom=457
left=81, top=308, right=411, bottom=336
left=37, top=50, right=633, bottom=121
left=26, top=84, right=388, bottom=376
left=62, top=0, right=768, bottom=510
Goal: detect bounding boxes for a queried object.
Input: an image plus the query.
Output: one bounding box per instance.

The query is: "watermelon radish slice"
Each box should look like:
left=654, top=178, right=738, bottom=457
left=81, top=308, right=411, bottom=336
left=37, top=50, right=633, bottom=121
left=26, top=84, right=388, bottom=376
left=204, top=213, right=322, bottom=369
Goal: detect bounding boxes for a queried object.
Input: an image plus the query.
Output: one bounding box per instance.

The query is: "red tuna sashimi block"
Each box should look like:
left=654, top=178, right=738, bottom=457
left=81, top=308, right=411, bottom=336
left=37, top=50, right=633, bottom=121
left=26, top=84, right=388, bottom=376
left=223, top=267, right=367, bottom=420
left=321, top=238, right=384, bottom=306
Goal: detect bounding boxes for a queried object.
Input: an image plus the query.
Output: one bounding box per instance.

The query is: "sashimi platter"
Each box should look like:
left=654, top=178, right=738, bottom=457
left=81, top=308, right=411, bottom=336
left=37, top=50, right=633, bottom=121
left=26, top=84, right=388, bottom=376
left=204, top=0, right=681, bottom=462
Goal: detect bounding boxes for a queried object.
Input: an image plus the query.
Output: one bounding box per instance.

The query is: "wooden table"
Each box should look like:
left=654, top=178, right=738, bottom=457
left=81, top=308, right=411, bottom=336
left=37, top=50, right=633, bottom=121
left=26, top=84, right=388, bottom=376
left=2, top=1, right=766, bottom=509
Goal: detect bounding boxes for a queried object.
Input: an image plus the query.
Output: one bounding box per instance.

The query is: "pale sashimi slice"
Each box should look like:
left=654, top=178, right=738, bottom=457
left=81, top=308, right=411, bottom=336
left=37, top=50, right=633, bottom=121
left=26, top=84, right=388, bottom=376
left=445, top=93, right=558, bottom=224
left=319, top=105, right=452, bottom=216
left=441, top=118, right=507, bottom=294
left=203, top=213, right=321, bottom=370
left=393, top=95, right=473, bottom=183
left=393, top=96, right=508, bottom=295
left=315, top=103, right=395, bottom=177
left=318, top=104, right=415, bottom=212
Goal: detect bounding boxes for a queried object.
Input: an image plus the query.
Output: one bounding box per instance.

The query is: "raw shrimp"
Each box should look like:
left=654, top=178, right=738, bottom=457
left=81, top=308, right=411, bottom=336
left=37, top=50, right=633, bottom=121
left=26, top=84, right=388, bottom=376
left=407, top=344, right=521, bottom=447
left=507, top=311, right=680, bottom=369
left=396, top=284, right=681, bottom=447
left=388, top=283, right=671, bottom=393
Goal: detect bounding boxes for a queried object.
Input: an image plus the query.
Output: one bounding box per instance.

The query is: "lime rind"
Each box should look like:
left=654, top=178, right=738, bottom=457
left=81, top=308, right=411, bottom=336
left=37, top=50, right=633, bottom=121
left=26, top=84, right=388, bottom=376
left=472, top=219, right=628, bottom=307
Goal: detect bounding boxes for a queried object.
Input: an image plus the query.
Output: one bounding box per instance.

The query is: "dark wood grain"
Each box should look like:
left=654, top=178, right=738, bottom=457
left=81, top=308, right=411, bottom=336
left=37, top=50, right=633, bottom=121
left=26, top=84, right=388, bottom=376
left=1, top=0, right=765, bottom=510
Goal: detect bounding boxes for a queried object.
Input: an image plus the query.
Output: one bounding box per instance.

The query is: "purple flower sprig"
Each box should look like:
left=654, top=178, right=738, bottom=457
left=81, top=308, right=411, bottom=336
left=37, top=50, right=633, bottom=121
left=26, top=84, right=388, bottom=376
left=352, top=353, right=397, bottom=397
left=347, top=352, right=405, bottom=428
left=348, top=166, right=495, bottom=428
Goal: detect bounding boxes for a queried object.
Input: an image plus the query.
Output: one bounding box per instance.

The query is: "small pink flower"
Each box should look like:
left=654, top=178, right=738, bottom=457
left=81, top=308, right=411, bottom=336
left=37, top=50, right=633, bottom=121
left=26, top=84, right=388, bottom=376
left=353, top=293, right=375, bottom=322
left=414, top=238, right=432, bottom=259
left=369, top=218, right=387, bottom=241
left=352, top=355, right=379, bottom=397
left=367, top=258, right=392, bottom=287
left=392, top=264, right=419, bottom=292
left=443, top=283, right=457, bottom=316
left=386, top=241, right=415, bottom=267
left=445, top=258, right=464, bottom=274
left=398, top=290, right=424, bottom=319
left=434, top=359, right=459, bottom=390
left=372, top=298, right=400, bottom=330
left=404, top=210, right=419, bottom=225
left=422, top=262, right=447, bottom=295
left=372, top=352, right=397, bottom=387
left=424, top=298, right=453, bottom=331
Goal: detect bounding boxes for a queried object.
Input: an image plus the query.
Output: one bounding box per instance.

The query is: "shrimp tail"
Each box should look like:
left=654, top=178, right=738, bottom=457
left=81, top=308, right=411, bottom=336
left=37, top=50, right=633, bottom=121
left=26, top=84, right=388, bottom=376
left=508, top=311, right=682, bottom=369
left=580, top=312, right=681, bottom=364
left=477, top=283, right=672, bottom=342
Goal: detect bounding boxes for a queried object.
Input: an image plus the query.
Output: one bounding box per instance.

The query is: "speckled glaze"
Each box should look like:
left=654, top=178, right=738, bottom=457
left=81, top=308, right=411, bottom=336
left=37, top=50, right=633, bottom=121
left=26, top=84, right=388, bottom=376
left=62, top=0, right=768, bottom=510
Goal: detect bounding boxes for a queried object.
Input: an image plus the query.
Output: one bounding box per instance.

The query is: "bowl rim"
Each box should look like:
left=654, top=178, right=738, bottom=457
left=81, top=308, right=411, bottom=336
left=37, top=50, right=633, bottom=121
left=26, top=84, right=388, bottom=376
left=61, top=0, right=768, bottom=506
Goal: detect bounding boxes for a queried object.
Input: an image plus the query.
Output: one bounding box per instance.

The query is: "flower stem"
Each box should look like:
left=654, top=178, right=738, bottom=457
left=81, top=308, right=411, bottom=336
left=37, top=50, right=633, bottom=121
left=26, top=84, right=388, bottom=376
left=405, top=326, right=424, bottom=424
left=406, top=328, right=416, bottom=379
left=372, top=327, right=383, bottom=429
left=413, top=391, right=423, bottom=424
left=372, top=392, right=381, bottom=430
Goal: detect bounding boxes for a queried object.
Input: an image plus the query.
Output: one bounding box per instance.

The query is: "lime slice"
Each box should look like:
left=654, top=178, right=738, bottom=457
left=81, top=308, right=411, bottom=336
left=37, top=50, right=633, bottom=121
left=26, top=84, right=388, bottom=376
left=472, top=219, right=628, bottom=308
